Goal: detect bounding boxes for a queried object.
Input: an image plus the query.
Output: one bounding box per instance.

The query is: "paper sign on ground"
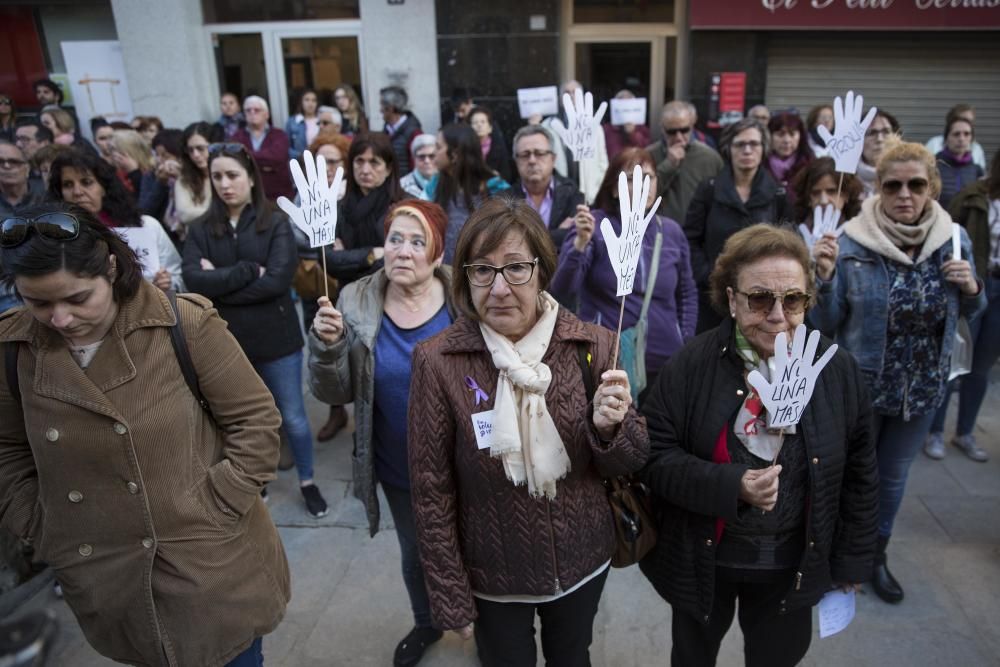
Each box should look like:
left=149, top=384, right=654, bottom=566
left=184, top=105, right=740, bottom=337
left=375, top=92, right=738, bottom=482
left=600, top=165, right=662, bottom=297
left=277, top=150, right=344, bottom=248
left=818, top=589, right=856, bottom=639
left=816, top=90, right=877, bottom=175
left=610, top=98, right=647, bottom=126
left=115, top=225, right=160, bottom=281
left=747, top=324, right=838, bottom=430
left=517, top=86, right=559, bottom=120
left=551, top=88, right=608, bottom=162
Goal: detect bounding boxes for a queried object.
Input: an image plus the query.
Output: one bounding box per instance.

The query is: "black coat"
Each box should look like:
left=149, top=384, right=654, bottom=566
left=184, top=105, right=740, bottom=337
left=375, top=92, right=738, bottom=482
left=181, top=205, right=302, bottom=364
left=512, top=173, right=585, bottom=250
left=638, top=317, right=878, bottom=623
left=387, top=113, right=423, bottom=175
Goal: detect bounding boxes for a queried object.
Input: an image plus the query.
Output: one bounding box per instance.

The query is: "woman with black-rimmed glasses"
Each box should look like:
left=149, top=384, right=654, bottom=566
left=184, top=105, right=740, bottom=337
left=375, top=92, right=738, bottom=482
left=182, top=142, right=330, bottom=519
left=0, top=205, right=290, bottom=666
left=812, top=139, right=985, bottom=605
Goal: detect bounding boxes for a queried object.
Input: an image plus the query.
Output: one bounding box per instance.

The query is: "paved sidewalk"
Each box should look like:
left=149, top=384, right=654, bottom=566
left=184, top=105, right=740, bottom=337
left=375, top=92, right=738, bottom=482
left=16, top=378, right=1000, bottom=666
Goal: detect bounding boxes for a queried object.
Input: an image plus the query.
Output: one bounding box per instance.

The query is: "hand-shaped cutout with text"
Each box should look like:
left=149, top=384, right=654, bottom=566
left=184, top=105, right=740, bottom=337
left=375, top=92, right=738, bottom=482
left=816, top=91, right=877, bottom=175
left=277, top=150, right=344, bottom=248
left=551, top=88, right=607, bottom=162
left=600, top=165, right=662, bottom=297
left=799, top=203, right=842, bottom=254
left=747, top=324, right=838, bottom=430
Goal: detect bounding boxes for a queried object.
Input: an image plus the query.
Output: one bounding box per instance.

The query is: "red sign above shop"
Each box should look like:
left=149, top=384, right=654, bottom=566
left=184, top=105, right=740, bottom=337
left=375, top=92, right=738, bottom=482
left=690, top=0, right=1000, bottom=30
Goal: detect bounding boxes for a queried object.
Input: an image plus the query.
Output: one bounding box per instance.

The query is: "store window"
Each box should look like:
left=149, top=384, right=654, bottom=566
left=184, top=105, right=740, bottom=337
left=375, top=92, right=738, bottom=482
left=202, top=0, right=359, bottom=23
left=572, top=0, right=673, bottom=23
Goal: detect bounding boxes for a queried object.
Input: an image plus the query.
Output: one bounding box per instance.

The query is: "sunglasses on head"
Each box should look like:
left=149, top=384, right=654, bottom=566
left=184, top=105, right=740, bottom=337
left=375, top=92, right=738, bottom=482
left=880, top=178, right=928, bottom=196
left=1, top=213, right=80, bottom=248
left=208, top=142, right=249, bottom=157
left=735, top=289, right=811, bottom=315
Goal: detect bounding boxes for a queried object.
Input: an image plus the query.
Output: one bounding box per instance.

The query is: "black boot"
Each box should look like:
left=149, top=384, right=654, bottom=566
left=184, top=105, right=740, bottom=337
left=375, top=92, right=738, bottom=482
left=872, top=534, right=903, bottom=603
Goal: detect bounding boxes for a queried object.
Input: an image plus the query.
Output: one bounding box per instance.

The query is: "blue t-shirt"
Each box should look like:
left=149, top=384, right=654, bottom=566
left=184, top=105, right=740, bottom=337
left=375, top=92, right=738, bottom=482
left=372, top=304, right=453, bottom=489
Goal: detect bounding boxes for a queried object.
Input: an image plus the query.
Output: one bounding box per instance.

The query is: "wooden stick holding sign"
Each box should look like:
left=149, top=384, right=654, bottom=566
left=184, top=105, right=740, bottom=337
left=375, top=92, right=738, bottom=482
left=600, top=165, right=662, bottom=369
left=746, top=324, right=838, bottom=464
left=816, top=90, right=878, bottom=201
left=277, top=150, right=345, bottom=300
left=551, top=87, right=607, bottom=162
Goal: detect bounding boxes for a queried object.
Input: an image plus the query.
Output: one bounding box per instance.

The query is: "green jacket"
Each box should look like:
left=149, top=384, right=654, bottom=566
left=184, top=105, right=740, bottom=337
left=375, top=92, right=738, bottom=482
left=646, top=139, right=724, bottom=224
left=949, top=180, right=992, bottom=283
left=306, top=266, right=455, bottom=536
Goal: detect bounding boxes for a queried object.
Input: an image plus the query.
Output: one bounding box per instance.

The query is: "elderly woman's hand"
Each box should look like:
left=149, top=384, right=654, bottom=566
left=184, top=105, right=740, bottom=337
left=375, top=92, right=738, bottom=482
left=813, top=233, right=839, bottom=281
left=313, top=295, right=345, bottom=344
left=941, top=258, right=980, bottom=296
left=593, top=370, right=632, bottom=441
left=739, top=465, right=782, bottom=512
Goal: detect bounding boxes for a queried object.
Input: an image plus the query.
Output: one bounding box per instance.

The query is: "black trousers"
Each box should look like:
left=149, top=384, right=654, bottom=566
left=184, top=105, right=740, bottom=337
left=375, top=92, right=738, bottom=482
left=670, top=567, right=812, bottom=667
left=474, top=566, right=609, bottom=667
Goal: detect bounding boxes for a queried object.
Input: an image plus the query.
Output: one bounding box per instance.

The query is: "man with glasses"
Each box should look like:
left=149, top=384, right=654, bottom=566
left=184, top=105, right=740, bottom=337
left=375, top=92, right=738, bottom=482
left=510, top=125, right=583, bottom=250
left=317, top=106, right=343, bottom=135
left=233, top=95, right=294, bottom=201
left=13, top=121, right=52, bottom=189
left=647, top=100, right=723, bottom=223
left=0, top=141, right=45, bottom=312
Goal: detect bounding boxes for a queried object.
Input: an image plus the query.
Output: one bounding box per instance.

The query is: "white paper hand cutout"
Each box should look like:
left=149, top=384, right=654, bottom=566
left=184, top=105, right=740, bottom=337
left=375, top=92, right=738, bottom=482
left=277, top=150, right=344, bottom=248
left=800, top=203, right=843, bottom=254
left=747, top=324, right=838, bottom=429
left=600, top=165, right=663, bottom=297
left=816, top=91, right=877, bottom=175
left=551, top=88, right=607, bottom=162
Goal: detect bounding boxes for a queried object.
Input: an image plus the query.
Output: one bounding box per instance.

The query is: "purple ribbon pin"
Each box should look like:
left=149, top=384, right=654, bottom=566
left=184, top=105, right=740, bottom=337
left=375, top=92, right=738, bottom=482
left=465, top=376, right=489, bottom=406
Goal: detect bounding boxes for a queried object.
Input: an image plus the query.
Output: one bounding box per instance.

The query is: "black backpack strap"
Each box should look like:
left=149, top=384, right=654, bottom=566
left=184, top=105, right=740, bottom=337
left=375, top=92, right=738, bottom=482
left=165, top=291, right=209, bottom=413
left=577, top=342, right=595, bottom=403
left=4, top=342, right=19, bottom=405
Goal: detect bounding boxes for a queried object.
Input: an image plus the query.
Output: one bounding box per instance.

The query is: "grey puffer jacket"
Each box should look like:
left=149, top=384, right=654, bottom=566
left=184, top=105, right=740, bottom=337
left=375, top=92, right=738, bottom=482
left=307, top=266, right=456, bottom=536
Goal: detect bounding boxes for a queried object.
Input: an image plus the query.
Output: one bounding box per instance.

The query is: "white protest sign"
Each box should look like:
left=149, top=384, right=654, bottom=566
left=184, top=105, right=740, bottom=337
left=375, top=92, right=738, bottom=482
left=818, top=589, right=856, bottom=639
left=517, top=86, right=559, bottom=120
left=551, top=88, right=608, bottom=162
left=470, top=410, right=497, bottom=450
left=800, top=204, right=842, bottom=254
left=600, top=165, right=662, bottom=297
left=115, top=225, right=160, bottom=281
left=952, top=223, right=961, bottom=261
left=747, top=324, right=838, bottom=430
left=277, top=150, right=344, bottom=248
left=610, top=97, right=647, bottom=126
left=816, top=91, right=877, bottom=175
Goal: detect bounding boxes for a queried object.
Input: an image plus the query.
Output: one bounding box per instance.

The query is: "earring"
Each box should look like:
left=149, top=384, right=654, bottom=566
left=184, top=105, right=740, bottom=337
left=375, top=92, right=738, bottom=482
left=731, top=312, right=736, bottom=318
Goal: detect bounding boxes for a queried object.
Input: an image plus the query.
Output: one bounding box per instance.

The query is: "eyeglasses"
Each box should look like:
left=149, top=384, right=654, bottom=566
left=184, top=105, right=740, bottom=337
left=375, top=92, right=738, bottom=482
left=866, top=128, right=893, bottom=139
left=514, top=150, right=554, bottom=161
left=880, top=178, right=929, bottom=196
left=414, top=153, right=436, bottom=162
left=318, top=119, right=337, bottom=126
left=664, top=126, right=691, bottom=136
left=208, top=142, right=249, bottom=157
left=732, top=140, right=763, bottom=152
left=243, top=107, right=266, bottom=114
left=735, top=289, right=812, bottom=315
left=464, top=258, right=539, bottom=287
left=1, top=213, right=80, bottom=248
left=0, top=158, right=27, bottom=169
left=0, top=99, right=11, bottom=105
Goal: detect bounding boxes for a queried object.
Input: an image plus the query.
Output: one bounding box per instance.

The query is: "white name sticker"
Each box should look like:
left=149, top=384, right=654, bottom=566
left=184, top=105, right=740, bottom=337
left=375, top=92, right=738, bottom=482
left=471, top=410, right=496, bottom=450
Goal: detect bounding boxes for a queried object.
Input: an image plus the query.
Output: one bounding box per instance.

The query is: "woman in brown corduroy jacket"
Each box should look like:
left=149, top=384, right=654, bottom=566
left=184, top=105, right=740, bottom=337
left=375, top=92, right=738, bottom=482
left=0, top=205, right=290, bottom=666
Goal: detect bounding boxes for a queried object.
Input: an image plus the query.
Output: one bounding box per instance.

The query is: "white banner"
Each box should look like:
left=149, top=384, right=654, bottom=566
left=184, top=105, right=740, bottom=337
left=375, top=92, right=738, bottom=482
left=61, top=41, right=135, bottom=141
left=610, top=98, right=647, bottom=126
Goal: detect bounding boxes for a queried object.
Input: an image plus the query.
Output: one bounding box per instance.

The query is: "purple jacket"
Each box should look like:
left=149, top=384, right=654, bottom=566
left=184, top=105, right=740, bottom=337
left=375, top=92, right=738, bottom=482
left=234, top=127, right=294, bottom=202
left=550, top=210, right=698, bottom=377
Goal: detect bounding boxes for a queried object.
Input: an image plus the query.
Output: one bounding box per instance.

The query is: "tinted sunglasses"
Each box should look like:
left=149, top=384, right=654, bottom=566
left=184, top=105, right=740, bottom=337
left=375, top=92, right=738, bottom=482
left=880, top=178, right=929, bottom=196
left=665, top=126, right=691, bottom=135
left=208, top=142, right=249, bottom=157
left=735, top=289, right=811, bottom=314
left=1, top=213, right=80, bottom=248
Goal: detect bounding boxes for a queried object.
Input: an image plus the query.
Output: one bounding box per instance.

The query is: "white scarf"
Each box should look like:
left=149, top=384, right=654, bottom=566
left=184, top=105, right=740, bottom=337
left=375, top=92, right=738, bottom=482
left=844, top=196, right=953, bottom=267
left=479, top=292, right=570, bottom=499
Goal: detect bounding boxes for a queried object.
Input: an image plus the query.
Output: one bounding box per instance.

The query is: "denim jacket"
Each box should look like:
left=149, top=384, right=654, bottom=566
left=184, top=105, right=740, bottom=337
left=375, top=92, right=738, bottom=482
left=285, top=114, right=308, bottom=160
left=810, top=228, right=986, bottom=387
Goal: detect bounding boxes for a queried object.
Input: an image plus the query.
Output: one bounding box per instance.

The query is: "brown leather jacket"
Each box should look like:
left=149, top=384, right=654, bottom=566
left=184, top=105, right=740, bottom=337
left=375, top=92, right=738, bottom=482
left=408, top=309, right=649, bottom=630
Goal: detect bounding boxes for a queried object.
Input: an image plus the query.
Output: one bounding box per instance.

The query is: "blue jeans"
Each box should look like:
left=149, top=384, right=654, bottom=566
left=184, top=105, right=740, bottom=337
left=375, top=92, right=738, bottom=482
left=930, top=276, right=1000, bottom=436
left=225, top=638, right=262, bottom=666
left=873, top=411, right=937, bottom=538
left=254, top=349, right=314, bottom=482
left=382, top=481, right=433, bottom=628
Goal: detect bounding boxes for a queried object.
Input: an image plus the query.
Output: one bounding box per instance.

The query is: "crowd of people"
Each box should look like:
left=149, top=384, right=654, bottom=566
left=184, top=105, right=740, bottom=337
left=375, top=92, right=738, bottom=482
left=0, top=73, right=997, bottom=667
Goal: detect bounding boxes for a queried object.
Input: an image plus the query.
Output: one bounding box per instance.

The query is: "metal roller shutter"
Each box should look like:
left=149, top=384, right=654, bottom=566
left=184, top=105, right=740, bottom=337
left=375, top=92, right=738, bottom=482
left=765, top=34, right=1000, bottom=160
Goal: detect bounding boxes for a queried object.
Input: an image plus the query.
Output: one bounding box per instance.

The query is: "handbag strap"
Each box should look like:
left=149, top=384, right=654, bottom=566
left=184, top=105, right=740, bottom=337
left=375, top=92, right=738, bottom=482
left=165, top=291, right=210, bottom=413
left=638, top=218, right=664, bottom=326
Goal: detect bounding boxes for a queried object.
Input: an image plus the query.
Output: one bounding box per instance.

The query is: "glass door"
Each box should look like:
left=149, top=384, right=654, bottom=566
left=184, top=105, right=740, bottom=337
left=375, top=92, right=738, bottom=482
left=279, top=36, right=362, bottom=118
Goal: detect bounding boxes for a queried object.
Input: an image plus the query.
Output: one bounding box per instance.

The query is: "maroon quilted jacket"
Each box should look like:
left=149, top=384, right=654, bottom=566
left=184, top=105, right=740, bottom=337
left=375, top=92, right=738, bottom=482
left=407, top=310, right=649, bottom=630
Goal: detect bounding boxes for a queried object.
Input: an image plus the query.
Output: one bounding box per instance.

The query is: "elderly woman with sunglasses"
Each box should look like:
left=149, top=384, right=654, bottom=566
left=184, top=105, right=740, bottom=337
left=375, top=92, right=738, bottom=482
left=640, top=224, right=877, bottom=667
left=0, top=207, right=289, bottom=666
left=407, top=197, right=648, bottom=666
left=811, top=139, right=985, bottom=605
